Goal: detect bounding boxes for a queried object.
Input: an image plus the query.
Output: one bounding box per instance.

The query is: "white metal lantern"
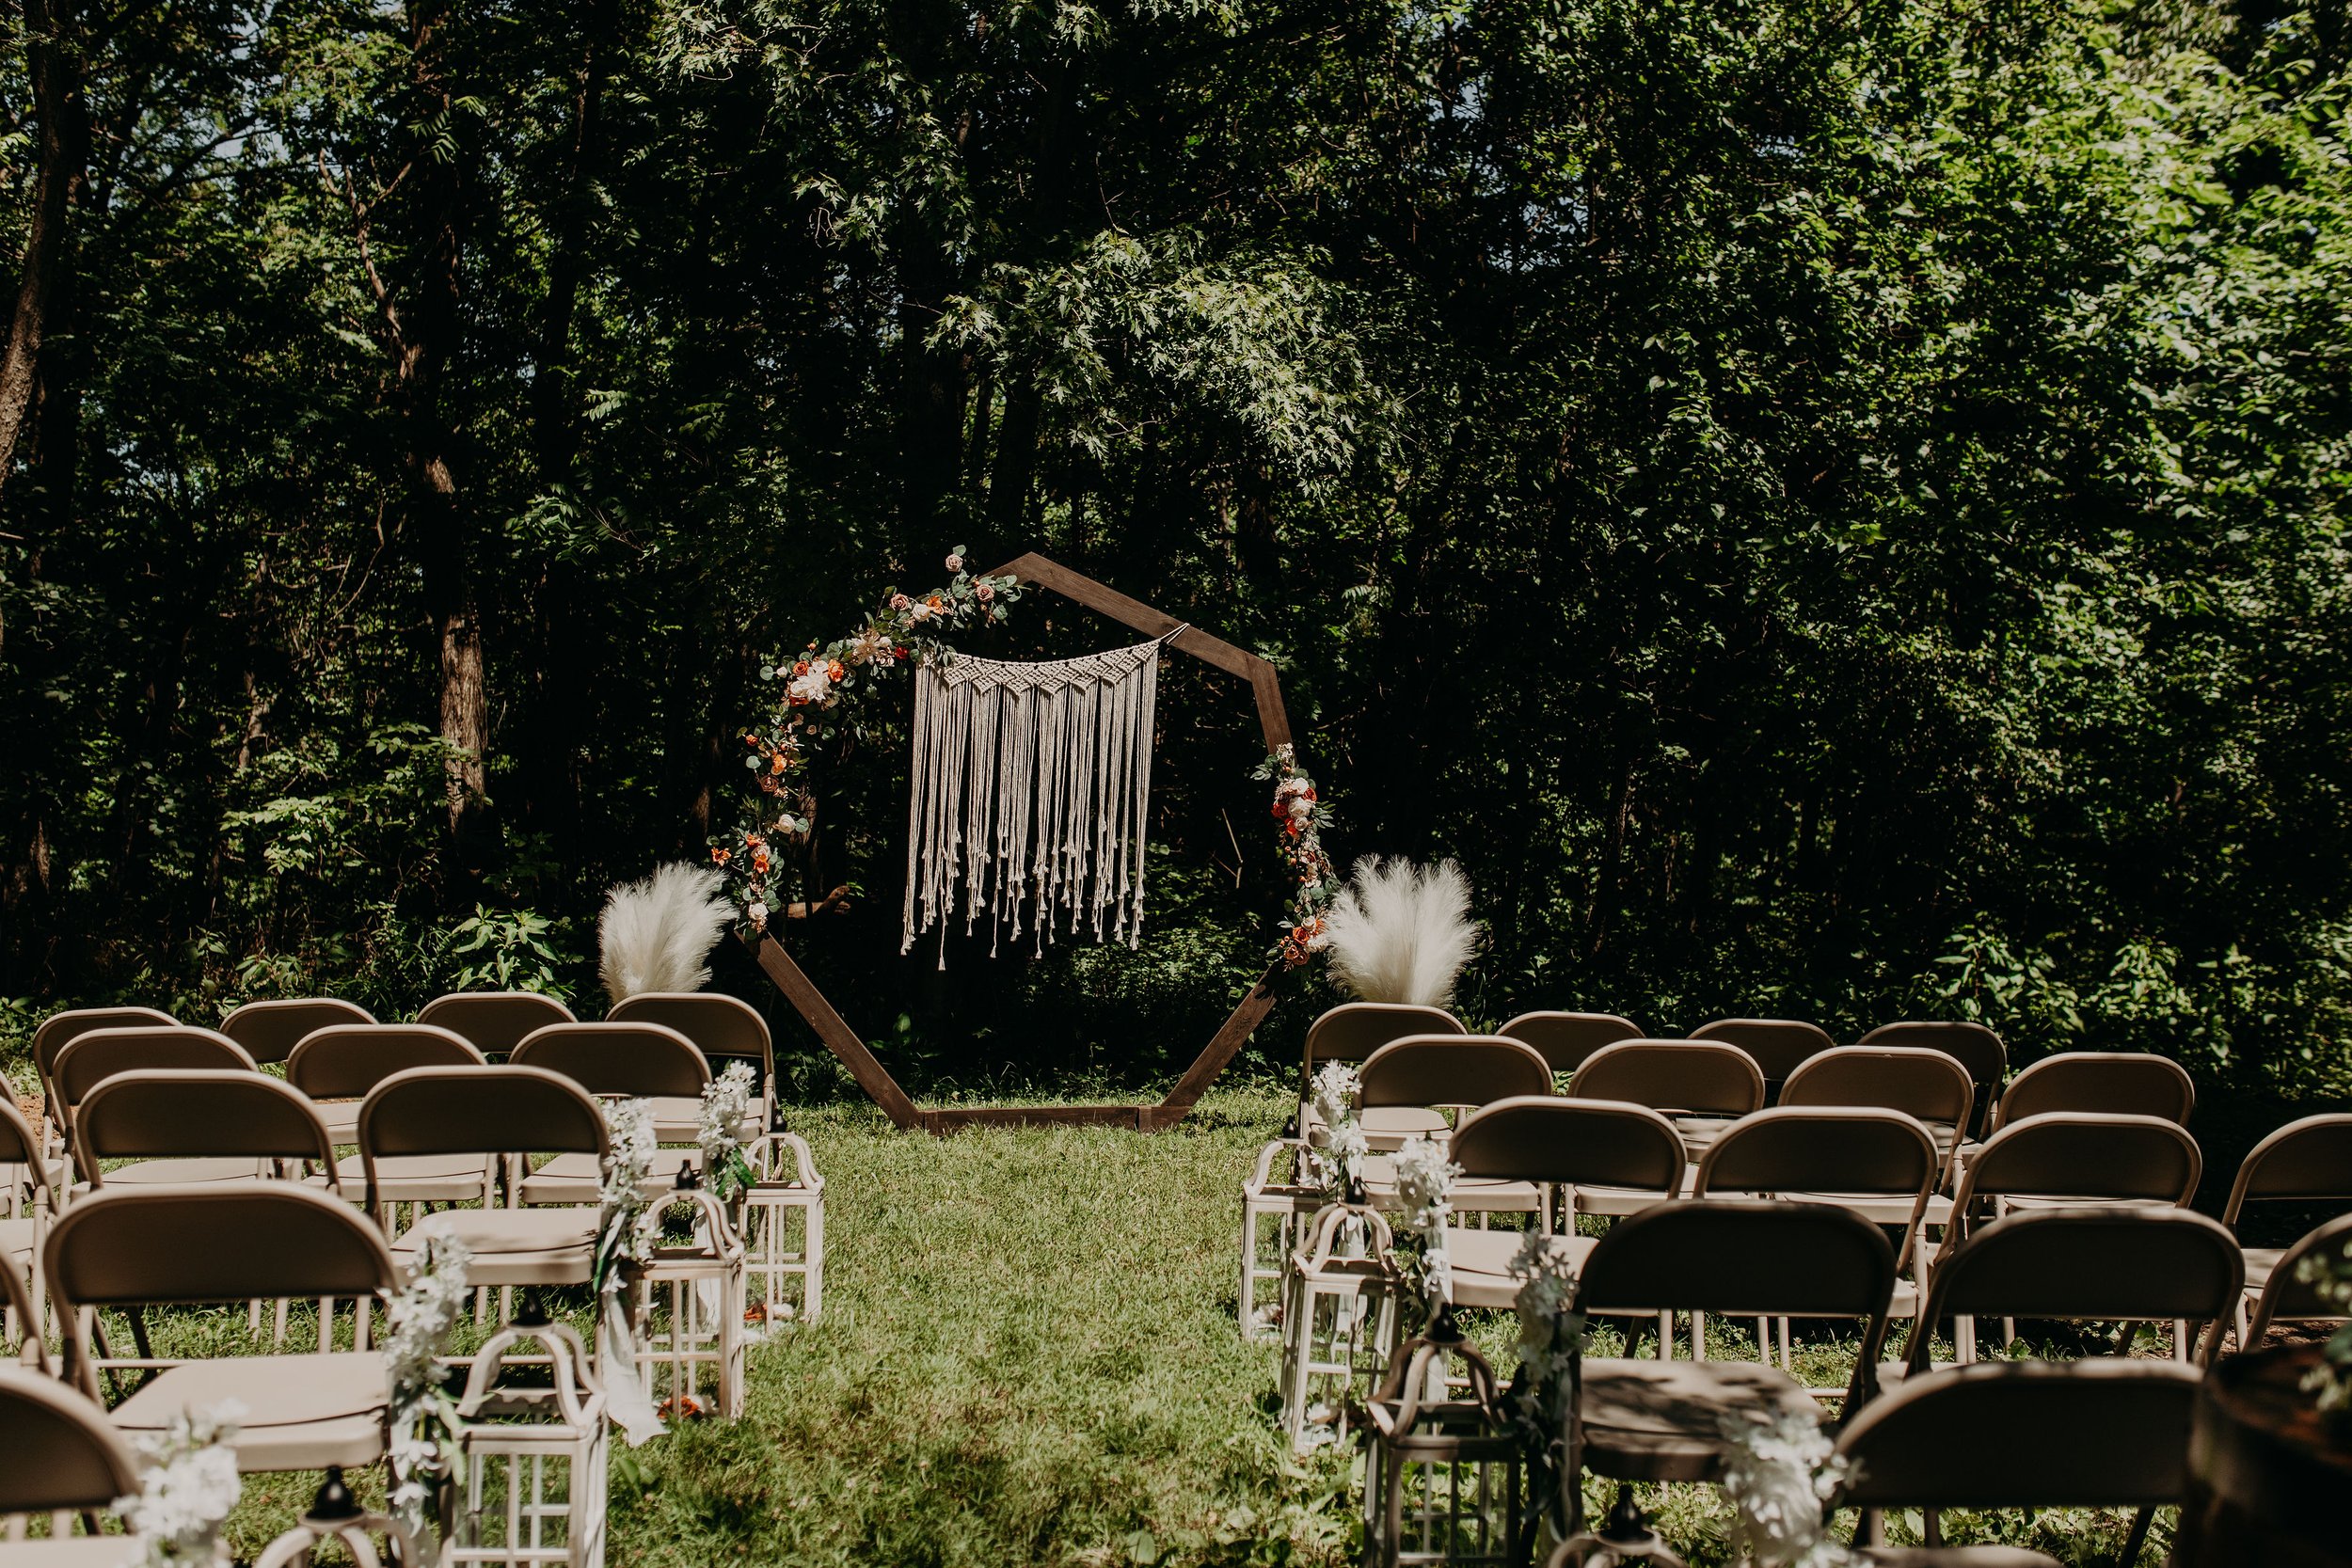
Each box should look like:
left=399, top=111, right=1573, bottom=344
left=739, top=1128, right=826, bottom=1327
left=1239, top=1135, right=1327, bottom=1341
left=449, top=1313, right=612, bottom=1568
left=1278, top=1196, right=1402, bottom=1450
left=636, top=1182, right=749, bottom=1420
left=1363, top=1309, right=1525, bottom=1568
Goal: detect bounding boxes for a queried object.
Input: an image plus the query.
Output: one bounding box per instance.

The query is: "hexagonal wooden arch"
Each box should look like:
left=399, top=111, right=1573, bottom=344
left=742, top=551, right=1291, bottom=1132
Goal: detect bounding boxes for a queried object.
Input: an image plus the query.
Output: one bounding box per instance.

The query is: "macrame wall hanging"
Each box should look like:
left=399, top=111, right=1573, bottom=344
left=900, top=628, right=1184, bottom=965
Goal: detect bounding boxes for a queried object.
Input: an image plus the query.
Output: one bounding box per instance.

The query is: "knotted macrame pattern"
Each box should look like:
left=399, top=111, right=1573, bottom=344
left=900, top=634, right=1179, bottom=964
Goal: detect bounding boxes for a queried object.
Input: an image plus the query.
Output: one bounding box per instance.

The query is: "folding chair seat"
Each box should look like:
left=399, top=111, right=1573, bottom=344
left=0, top=1365, right=147, bottom=1563
left=1855, top=1022, right=2008, bottom=1140
left=24, top=1007, right=174, bottom=1190
left=509, top=1023, right=712, bottom=1202
left=1295, top=1003, right=1465, bottom=1143
left=48, top=1028, right=258, bottom=1201
left=415, top=989, right=577, bottom=1059
left=1552, top=1200, right=1895, bottom=1542
left=2215, top=1113, right=2352, bottom=1344
left=1565, top=1039, right=1764, bottom=1193
left=1494, top=1011, right=1642, bottom=1079
left=1693, top=1107, right=1940, bottom=1357
left=1439, top=1098, right=1684, bottom=1309
left=1782, top=1046, right=1976, bottom=1182
left=45, top=1185, right=402, bottom=1474
left=2230, top=1210, right=2352, bottom=1354
left=1690, top=1017, right=1836, bottom=1098
left=72, top=1070, right=338, bottom=1195
left=1357, top=1036, right=1550, bottom=1217
left=358, top=1066, right=608, bottom=1288
left=284, top=1023, right=495, bottom=1213
left=1904, top=1208, right=2242, bottom=1375
left=1831, top=1358, right=2201, bottom=1567
left=218, top=996, right=376, bottom=1067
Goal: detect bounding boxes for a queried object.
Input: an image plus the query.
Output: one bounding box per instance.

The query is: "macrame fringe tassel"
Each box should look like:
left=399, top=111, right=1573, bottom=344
left=900, top=634, right=1176, bottom=965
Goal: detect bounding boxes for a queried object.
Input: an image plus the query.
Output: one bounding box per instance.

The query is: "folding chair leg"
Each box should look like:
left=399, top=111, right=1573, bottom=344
left=2120, top=1503, right=2155, bottom=1566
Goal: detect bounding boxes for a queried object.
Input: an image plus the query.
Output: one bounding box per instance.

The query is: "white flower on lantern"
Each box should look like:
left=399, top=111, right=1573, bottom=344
left=117, top=1402, right=246, bottom=1566
left=1718, top=1408, right=1862, bottom=1568
left=1391, top=1135, right=1460, bottom=1307
left=698, top=1061, right=760, bottom=1200
left=1305, top=1062, right=1367, bottom=1195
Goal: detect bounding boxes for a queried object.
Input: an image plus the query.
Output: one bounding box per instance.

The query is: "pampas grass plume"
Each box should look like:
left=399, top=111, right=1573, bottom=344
left=599, top=862, right=737, bottom=1006
left=1321, top=856, right=1478, bottom=1008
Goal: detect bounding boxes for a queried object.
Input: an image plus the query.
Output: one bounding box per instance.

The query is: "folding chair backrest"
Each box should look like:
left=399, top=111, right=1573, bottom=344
left=1358, top=1035, right=1551, bottom=1114
left=1494, top=1011, right=1642, bottom=1076
left=1955, top=1112, right=2202, bottom=1210
left=511, top=1022, right=712, bottom=1100
left=1449, top=1097, right=1685, bottom=1190
left=1302, top=1004, right=1465, bottom=1070
left=2245, top=1212, right=2352, bottom=1345
left=1689, top=1017, right=1836, bottom=1085
left=1855, top=1021, right=2007, bottom=1131
left=415, top=990, right=578, bottom=1058
left=0, top=1094, right=43, bottom=1167
left=45, top=1184, right=398, bottom=1312
left=2221, top=1113, right=2352, bottom=1226
left=1692, top=1107, right=1938, bottom=1203
left=52, top=1027, right=256, bottom=1117
left=0, top=1367, right=141, bottom=1513
left=287, top=1022, right=487, bottom=1102
left=73, top=1070, right=336, bottom=1187
left=1912, top=1209, right=2243, bottom=1370
left=219, top=996, right=377, bottom=1066
left=31, top=1006, right=178, bottom=1101
left=1578, top=1198, right=1896, bottom=1322
left=1993, top=1051, right=2195, bottom=1132
left=1566, top=1039, right=1764, bottom=1120
left=608, top=991, right=773, bottom=1077
left=1835, top=1359, right=2199, bottom=1511
left=1779, top=1047, right=1974, bottom=1134
left=358, top=1065, right=609, bottom=1167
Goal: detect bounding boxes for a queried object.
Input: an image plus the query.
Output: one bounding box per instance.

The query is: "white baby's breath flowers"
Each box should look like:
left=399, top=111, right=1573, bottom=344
left=596, top=1095, right=660, bottom=1289
left=698, top=1060, right=760, bottom=1201
left=1391, top=1135, right=1461, bottom=1308
left=1304, top=1061, right=1368, bottom=1196
left=385, top=1232, right=471, bottom=1535
left=117, top=1402, right=245, bottom=1565
left=1718, top=1408, right=1862, bottom=1568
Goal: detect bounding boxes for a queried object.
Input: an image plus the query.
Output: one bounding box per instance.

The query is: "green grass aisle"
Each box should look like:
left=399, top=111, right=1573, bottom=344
left=608, top=1087, right=1358, bottom=1567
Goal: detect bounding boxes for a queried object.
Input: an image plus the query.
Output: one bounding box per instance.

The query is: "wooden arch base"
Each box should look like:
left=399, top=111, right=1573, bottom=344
left=748, top=551, right=1292, bottom=1133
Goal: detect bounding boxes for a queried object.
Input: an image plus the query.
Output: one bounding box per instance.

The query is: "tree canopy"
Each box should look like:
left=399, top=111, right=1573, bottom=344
left=4, top=0, right=2348, bottom=1101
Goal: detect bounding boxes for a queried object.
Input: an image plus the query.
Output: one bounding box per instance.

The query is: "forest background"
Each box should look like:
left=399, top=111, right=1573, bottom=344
left=4, top=0, right=2349, bottom=1116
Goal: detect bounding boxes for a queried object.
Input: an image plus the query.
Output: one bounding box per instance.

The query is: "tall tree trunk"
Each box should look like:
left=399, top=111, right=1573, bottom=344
left=402, top=0, right=489, bottom=869
left=0, top=0, right=90, bottom=493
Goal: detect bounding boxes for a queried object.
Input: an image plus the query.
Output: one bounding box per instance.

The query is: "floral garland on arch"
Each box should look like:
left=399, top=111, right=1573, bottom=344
left=712, top=548, right=1341, bottom=967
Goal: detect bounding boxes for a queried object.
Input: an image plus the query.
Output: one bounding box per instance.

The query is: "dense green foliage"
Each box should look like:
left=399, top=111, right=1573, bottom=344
left=4, top=0, right=2349, bottom=1101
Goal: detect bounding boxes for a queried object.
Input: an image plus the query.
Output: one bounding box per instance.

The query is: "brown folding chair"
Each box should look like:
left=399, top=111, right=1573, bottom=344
left=608, top=992, right=776, bottom=1127
left=1689, top=1017, right=1836, bottom=1094
left=1943, top=1111, right=2201, bottom=1235
left=415, top=989, right=578, bottom=1059
left=1910, top=1207, right=2242, bottom=1372
left=287, top=1021, right=489, bottom=1148
left=1296, top=1003, right=1466, bottom=1143
left=1831, top=1358, right=2201, bottom=1566
left=1495, top=1012, right=1643, bottom=1079
left=2233, top=1211, right=2352, bottom=1353
left=72, top=1070, right=338, bottom=1195
left=48, top=1028, right=256, bottom=1180
left=1358, top=1036, right=1552, bottom=1219
left=0, top=1099, right=51, bottom=1345
left=358, top=1066, right=606, bottom=1292
left=1554, top=1200, right=1895, bottom=1545
left=218, top=996, right=377, bottom=1066
left=0, top=1365, right=145, bottom=1557
left=2215, top=1113, right=2352, bottom=1347
left=1987, top=1051, right=2195, bottom=1135
left=1855, top=1021, right=2008, bottom=1138
left=26, top=1006, right=176, bottom=1180
left=46, top=1185, right=403, bottom=1476
left=1782, top=1045, right=1976, bottom=1185
left=1693, top=1107, right=1940, bottom=1374
left=509, top=1022, right=711, bottom=1201
left=1441, top=1098, right=1686, bottom=1310
left=1566, top=1039, right=1765, bottom=1179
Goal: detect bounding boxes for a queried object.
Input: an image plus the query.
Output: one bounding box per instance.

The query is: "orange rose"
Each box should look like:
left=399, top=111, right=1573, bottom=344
left=711, top=847, right=731, bottom=865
